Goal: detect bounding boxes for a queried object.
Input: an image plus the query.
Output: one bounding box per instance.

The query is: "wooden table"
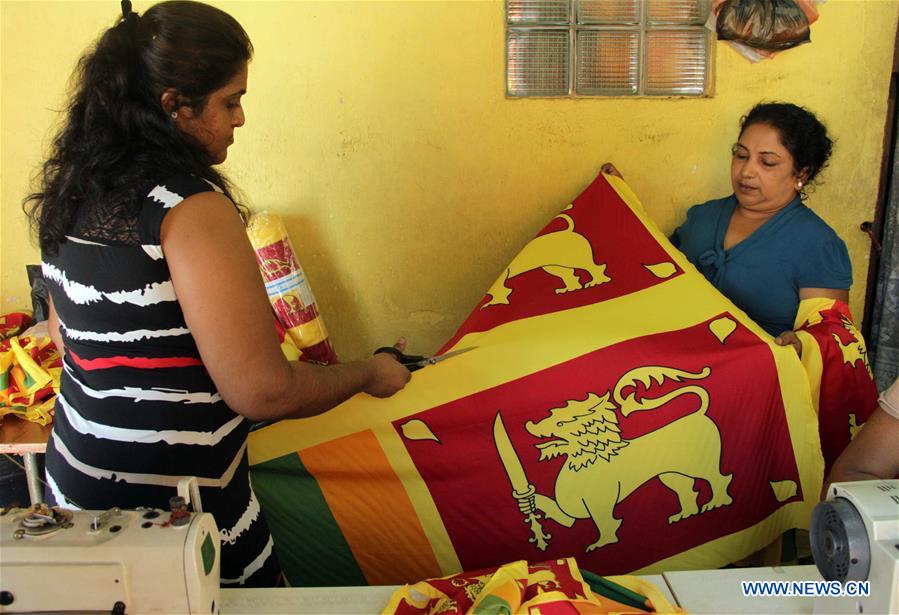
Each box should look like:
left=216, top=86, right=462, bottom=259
left=0, top=415, right=52, bottom=505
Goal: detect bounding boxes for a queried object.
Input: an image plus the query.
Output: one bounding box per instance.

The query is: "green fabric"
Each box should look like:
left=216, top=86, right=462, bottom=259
left=250, top=453, right=366, bottom=586
left=579, top=569, right=647, bottom=610
left=475, top=595, right=514, bottom=615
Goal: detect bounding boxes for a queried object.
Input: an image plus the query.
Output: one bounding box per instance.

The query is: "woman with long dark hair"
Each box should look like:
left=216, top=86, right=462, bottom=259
left=25, top=0, right=410, bottom=586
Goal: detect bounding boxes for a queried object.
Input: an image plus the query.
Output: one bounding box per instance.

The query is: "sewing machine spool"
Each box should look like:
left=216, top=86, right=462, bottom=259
left=14, top=505, right=74, bottom=537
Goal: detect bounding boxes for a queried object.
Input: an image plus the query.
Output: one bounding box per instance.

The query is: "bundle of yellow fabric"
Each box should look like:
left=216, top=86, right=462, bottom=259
left=0, top=312, right=60, bottom=425
left=246, top=211, right=338, bottom=364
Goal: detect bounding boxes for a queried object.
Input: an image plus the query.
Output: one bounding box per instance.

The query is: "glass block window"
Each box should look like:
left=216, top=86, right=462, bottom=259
left=507, top=0, right=712, bottom=97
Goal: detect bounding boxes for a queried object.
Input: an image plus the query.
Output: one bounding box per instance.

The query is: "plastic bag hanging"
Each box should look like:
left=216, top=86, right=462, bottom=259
left=710, top=0, right=822, bottom=62
left=247, top=212, right=338, bottom=364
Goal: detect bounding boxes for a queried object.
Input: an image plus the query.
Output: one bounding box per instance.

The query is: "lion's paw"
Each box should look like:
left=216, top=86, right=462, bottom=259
left=585, top=537, right=617, bottom=552
left=668, top=509, right=696, bottom=524
left=701, top=495, right=732, bottom=513
left=584, top=276, right=610, bottom=287
left=482, top=297, right=510, bottom=308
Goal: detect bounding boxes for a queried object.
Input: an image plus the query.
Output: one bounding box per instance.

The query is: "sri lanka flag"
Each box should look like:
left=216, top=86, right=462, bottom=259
left=248, top=173, right=829, bottom=586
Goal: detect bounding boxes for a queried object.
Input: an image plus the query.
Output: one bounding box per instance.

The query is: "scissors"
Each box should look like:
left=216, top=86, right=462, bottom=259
left=374, top=345, right=477, bottom=372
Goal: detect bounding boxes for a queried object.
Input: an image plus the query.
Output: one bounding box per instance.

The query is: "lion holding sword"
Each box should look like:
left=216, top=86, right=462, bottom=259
left=494, top=365, right=733, bottom=552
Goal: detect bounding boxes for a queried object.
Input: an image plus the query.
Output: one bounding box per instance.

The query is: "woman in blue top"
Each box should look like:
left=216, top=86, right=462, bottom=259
left=603, top=102, right=851, bottom=352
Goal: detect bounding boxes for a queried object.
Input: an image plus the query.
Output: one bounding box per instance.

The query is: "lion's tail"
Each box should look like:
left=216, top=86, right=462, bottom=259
left=613, top=366, right=711, bottom=417
left=553, top=204, right=575, bottom=232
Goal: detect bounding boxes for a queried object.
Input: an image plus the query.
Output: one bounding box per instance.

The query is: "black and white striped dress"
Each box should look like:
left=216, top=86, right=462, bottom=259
left=42, top=174, right=280, bottom=586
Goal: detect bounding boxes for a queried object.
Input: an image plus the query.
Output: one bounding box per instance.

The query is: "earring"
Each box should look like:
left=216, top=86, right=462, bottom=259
left=797, top=181, right=803, bottom=190
left=170, top=111, right=178, bottom=119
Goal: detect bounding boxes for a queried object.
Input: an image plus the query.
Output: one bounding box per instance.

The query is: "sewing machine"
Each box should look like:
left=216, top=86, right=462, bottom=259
left=809, top=479, right=899, bottom=615
left=0, top=502, right=220, bottom=614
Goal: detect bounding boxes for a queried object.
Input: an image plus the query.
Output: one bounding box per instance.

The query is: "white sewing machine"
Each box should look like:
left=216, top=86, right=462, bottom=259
left=809, top=479, right=899, bottom=615
left=0, top=501, right=220, bottom=614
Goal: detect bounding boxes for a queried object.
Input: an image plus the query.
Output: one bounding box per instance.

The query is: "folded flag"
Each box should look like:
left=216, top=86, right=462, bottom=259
left=0, top=312, right=60, bottom=425
left=0, top=312, right=33, bottom=339
left=382, top=557, right=681, bottom=614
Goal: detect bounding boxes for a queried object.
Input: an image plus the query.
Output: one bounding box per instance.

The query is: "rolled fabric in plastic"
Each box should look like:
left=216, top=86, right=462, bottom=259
left=247, top=212, right=338, bottom=364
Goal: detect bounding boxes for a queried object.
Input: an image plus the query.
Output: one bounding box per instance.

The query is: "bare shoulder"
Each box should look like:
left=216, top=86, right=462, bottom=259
left=158, top=189, right=256, bottom=282
left=160, top=191, right=245, bottom=245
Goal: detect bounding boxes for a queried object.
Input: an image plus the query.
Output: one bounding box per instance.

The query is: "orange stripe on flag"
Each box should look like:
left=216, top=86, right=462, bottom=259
left=299, top=430, right=442, bottom=585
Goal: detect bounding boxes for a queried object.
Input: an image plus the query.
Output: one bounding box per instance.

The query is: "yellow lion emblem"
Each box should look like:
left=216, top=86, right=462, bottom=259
left=832, top=317, right=873, bottom=379
left=517, top=366, right=733, bottom=552
left=482, top=206, right=610, bottom=308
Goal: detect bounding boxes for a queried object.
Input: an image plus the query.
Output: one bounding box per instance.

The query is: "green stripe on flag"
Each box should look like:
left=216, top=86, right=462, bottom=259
left=250, top=452, right=367, bottom=586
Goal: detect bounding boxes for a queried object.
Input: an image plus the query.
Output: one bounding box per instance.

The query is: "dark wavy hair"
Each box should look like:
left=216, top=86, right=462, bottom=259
left=739, top=102, right=834, bottom=200
left=25, top=0, right=253, bottom=255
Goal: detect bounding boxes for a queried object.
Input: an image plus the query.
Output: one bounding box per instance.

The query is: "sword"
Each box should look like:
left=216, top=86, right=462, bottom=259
left=492, top=411, right=550, bottom=551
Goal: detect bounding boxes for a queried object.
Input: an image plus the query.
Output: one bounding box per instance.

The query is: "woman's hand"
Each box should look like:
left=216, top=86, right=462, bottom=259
left=600, top=162, right=623, bottom=179
left=774, top=330, right=802, bottom=357
left=777, top=289, right=848, bottom=359
left=364, top=338, right=412, bottom=398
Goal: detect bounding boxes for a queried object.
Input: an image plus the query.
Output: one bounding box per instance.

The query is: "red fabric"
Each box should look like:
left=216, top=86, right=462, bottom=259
left=798, top=301, right=879, bottom=474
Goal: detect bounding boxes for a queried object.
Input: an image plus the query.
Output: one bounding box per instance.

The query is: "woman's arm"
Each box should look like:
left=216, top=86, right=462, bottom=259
left=824, top=406, right=899, bottom=491
left=161, top=192, right=410, bottom=422
left=774, top=287, right=850, bottom=355
left=797, top=288, right=849, bottom=303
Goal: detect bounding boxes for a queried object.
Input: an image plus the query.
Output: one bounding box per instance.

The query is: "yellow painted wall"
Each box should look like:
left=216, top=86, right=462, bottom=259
left=2, top=0, right=897, bottom=359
